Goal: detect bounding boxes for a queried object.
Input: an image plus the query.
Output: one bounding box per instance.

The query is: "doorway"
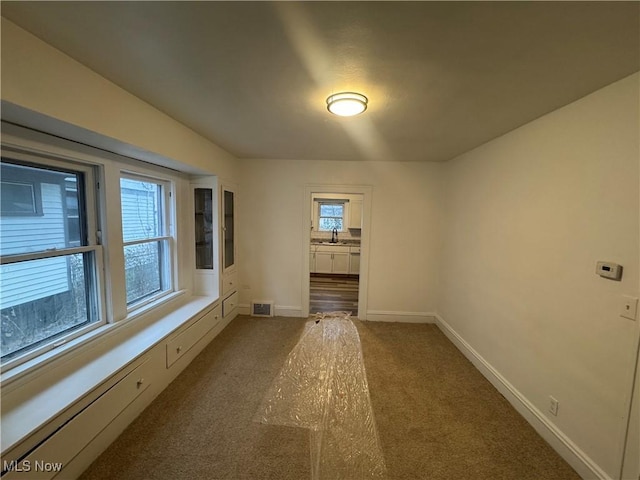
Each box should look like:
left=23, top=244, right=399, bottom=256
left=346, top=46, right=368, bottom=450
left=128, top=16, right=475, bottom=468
left=302, top=185, right=371, bottom=319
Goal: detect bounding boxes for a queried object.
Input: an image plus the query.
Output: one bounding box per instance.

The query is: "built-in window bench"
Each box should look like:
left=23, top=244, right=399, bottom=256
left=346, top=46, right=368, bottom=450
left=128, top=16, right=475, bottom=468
left=1, top=294, right=228, bottom=479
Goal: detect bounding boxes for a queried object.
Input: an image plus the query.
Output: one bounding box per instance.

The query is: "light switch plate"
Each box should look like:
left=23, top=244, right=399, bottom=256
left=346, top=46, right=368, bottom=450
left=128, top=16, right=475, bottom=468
left=620, top=295, right=638, bottom=321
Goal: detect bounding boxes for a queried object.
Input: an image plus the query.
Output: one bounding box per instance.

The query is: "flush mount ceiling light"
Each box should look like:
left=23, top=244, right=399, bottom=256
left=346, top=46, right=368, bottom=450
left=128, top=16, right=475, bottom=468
left=326, top=92, right=368, bottom=116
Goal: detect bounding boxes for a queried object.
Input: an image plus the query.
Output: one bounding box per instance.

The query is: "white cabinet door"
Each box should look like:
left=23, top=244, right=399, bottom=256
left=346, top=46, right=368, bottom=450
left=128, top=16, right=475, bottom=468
left=332, top=252, right=350, bottom=274
left=348, top=200, right=363, bottom=229
left=310, top=252, right=316, bottom=273
left=315, top=251, right=333, bottom=273
left=349, top=253, right=360, bottom=275
left=222, top=186, right=236, bottom=274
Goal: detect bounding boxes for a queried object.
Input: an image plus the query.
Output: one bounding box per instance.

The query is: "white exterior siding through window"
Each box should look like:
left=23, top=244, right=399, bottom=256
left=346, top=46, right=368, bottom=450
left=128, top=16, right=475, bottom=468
left=1, top=182, right=69, bottom=308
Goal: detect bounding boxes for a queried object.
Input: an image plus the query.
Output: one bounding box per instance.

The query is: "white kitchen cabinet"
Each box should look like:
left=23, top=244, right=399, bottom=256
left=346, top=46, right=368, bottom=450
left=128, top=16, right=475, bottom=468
left=312, top=245, right=350, bottom=274
left=310, top=251, right=316, bottom=273
left=332, top=251, right=350, bottom=274
left=315, top=251, right=334, bottom=273
left=349, top=248, right=360, bottom=275
left=348, top=200, right=363, bottom=229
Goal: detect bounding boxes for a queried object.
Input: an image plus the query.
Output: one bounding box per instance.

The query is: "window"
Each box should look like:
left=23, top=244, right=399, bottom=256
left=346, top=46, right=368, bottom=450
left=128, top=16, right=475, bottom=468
left=1, top=163, right=44, bottom=216
left=318, top=202, right=345, bottom=231
left=0, top=129, right=184, bottom=371
left=120, top=176, right=173, bottom=307
left=0, top=158, right=102, bottom=365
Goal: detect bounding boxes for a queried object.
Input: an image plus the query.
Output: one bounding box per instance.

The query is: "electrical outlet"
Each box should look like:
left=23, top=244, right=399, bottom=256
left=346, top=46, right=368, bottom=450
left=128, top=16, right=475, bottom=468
left=620, top=295, right=638, bottom=321
left=549, top=396, right=559, bottom=416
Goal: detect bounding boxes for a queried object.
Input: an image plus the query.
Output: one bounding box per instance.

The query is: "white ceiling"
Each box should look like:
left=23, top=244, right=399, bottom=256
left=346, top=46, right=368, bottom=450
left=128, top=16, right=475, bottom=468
left=2, top=1, right=639, bottom=162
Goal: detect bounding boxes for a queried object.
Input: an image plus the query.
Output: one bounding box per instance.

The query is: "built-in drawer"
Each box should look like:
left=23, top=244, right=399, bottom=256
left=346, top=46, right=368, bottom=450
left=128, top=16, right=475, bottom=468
left=223, top=291, right=238, bottom=318
left=350, top=246, right=361, bottom=254
left=3, top=360, right=151, bottom=480
left=222, top=272, right=237, bottom=296
left=166, top=304, right=222, bottom=368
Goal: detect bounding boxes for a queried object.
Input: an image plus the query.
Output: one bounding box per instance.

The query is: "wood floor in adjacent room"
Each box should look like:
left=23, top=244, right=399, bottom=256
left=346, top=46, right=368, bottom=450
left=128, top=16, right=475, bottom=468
left=309, top=273, right=359, bottom=315
left=80, top=316, right=580, bottom=480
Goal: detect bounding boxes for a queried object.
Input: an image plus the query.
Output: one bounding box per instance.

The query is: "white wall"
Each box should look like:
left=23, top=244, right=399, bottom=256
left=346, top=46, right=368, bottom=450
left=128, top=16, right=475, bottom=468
left=237, top=159, right=443, bottom=319
left=439, top=73, right=639, bottom=479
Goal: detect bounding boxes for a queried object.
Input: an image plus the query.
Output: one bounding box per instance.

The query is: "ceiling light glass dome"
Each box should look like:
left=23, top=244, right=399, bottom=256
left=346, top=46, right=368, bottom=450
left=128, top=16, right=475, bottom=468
left=326, top=92, right=368, bottom=116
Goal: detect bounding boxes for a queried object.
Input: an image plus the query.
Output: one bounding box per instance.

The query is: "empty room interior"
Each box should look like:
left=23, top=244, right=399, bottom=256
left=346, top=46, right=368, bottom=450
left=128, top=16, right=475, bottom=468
left=1, top=2, right=639, bottom=479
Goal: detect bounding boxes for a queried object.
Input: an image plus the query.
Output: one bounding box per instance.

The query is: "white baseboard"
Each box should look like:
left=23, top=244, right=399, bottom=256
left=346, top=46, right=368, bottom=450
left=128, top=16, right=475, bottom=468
left=365, top=310, right=436, bottom=323
left=238, top=304, right=303, bottom=318
left=434, top=313, right=610, bottom=480
left=274, top=305, right=303, bottom=317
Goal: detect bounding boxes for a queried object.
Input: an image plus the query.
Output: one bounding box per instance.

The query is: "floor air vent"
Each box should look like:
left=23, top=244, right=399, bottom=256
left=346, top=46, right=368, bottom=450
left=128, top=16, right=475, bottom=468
left=251, top=301, right=274, bottom=317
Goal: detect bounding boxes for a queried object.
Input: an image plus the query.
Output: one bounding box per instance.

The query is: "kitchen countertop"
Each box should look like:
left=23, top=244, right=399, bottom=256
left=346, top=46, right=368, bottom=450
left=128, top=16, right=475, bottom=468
left=310, top=240, right=360, bottom=246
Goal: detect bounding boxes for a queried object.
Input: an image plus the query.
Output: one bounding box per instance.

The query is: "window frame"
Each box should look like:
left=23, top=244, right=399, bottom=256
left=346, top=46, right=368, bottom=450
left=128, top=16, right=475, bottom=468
left=120, top=172, right=175, bottom=312
left=316, top=200, right=348, bottom=232
left=0, top=126, right=189, bottom=376
left=0, top=150, right=106, bottom=370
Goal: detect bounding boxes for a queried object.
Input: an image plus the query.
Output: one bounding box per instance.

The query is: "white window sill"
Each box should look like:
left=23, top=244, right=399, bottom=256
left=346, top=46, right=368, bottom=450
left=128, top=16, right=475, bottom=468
left=1, top=293, right=220, bottom=455
left=2, top=289, right=187, bottom=383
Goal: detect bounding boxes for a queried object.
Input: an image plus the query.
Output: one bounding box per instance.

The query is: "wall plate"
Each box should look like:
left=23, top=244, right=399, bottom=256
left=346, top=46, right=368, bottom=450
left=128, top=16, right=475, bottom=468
left=620, top=295, right=638, bottom=321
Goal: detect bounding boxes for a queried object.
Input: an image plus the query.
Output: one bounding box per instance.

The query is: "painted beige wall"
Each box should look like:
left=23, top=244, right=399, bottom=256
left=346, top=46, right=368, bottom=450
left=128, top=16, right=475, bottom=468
left=1, top=18, right=237, bottom=178
left=439, top=73, right=640, bottom=478
left=237, top=159, right=443, bottom=317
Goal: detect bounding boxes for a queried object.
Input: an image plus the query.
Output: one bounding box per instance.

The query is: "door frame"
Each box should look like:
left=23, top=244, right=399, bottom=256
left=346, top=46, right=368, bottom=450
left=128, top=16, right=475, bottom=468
left=302, top=184, right=372, bottom=319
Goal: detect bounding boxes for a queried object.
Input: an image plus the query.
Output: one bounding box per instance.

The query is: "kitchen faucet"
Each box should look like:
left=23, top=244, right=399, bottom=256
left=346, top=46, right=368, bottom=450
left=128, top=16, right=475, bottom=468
left=331, top=228, right=338, bottom=243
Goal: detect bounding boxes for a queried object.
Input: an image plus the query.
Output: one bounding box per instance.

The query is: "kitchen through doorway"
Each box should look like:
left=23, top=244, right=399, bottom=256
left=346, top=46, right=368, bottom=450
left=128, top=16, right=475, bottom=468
left=309, top=193, right=363, bottom=316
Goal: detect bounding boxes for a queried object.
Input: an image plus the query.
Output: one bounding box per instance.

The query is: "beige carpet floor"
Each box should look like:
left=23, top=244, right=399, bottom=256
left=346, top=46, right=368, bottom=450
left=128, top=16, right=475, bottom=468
left=80, top=316, right=580, bottom=480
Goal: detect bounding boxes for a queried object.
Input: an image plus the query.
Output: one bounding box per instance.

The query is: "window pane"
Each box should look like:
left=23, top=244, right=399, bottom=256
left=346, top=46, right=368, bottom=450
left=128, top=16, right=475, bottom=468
left=65, top=178, right=81, bottom=247
left=0, top=161, right=83, bottom=255
left=224, top=190, right=234, bottom=269
left=120, top=178, right=162, bottom=242
left=319, top=218, right=343, bottom=231
left=0, top=252, right=97, bottom=361
left=124, top=240, right=169, bottom=305
left=1, top=182, right=36, bottom=214
left=320, top=204, right=343, bottom=217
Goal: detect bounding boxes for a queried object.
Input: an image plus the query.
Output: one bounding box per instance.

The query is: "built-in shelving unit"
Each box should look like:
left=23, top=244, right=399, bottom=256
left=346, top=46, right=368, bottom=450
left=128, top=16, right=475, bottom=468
left=221, top=185, right=237, bottom=320
left=191, top=177, right=219, bottom=297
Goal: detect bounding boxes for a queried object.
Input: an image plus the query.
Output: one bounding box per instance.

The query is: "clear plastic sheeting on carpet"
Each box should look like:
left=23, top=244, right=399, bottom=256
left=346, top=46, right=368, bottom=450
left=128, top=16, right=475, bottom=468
left=255, top=311, right=386, bottom=480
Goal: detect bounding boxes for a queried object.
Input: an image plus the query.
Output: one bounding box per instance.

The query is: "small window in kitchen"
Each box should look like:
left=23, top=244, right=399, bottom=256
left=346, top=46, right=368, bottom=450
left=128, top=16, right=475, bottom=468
left=318, top=202, right=345, bottom=231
